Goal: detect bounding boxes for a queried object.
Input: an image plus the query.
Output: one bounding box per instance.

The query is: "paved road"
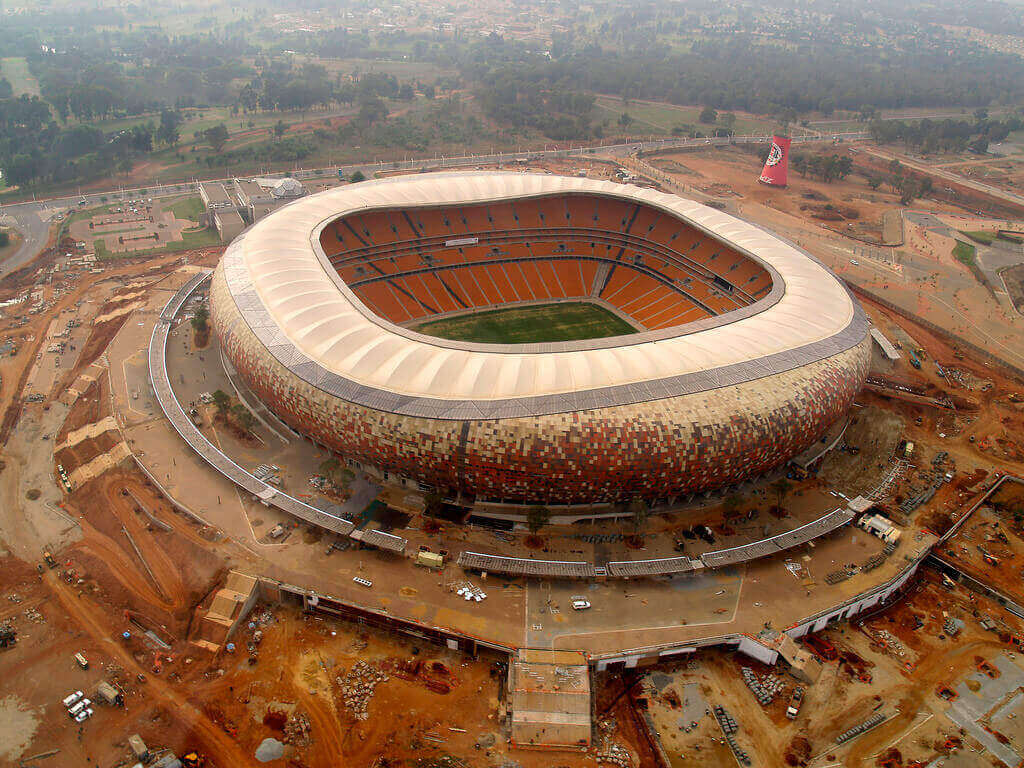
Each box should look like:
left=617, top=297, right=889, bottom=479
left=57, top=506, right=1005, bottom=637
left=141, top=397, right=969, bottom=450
left=0, top=131, right=868, bottom=278
left=860, top=146, right=1024, bottom=210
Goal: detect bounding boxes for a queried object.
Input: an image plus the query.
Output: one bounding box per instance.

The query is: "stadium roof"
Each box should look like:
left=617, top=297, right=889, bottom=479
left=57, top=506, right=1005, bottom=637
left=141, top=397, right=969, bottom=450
left=220, top=172, right=866, bottom=418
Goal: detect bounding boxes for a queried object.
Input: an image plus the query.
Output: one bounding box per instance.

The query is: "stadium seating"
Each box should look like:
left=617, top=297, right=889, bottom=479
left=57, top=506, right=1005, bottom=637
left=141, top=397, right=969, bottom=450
left=322, top=194, right=774, bottom=329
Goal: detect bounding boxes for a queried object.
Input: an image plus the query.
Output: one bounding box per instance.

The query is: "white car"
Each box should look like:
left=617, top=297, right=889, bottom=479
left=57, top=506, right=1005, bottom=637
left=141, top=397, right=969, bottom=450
left=571, top=599, right=592, bottom=611
left=850, top=259, right=859, bottom=265
left=74, top=708, right=93, bottom=723
left=62, top=691, right=83, bottom=708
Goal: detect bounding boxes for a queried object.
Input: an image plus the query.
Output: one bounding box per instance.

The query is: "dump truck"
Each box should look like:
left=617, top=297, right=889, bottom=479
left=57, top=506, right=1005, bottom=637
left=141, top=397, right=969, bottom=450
left=786, top=687, right=804, bottom=719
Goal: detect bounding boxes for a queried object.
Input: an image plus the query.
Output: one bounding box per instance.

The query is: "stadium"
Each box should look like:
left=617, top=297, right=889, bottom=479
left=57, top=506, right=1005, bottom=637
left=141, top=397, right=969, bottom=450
left=210, top=172, right=871, bottom=509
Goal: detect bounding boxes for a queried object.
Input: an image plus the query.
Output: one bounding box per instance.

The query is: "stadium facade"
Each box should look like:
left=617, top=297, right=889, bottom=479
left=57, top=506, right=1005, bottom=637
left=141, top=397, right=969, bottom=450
left=211, top=172, right=870, bottom=507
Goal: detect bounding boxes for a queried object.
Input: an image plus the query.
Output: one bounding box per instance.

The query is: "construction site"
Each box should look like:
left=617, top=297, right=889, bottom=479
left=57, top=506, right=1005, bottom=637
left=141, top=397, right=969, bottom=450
left=2, top=135, right=1024, bottom=768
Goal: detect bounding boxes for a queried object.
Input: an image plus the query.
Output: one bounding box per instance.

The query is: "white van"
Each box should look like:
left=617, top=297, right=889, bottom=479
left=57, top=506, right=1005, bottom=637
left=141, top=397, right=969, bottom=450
left=74, top=708, right=93, bottom=723
left=68, top=698, right=91, bottom=717
left=62, top=691, right=83, bottom=708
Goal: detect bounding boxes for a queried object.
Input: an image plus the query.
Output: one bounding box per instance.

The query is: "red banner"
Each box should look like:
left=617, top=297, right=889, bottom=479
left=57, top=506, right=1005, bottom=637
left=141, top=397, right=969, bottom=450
left=758, top=135, right=791, bottom=187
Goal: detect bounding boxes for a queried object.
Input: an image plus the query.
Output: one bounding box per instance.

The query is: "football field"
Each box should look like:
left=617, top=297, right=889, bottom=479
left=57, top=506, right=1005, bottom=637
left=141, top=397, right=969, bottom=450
left=413, top=301, right=637, bottom=344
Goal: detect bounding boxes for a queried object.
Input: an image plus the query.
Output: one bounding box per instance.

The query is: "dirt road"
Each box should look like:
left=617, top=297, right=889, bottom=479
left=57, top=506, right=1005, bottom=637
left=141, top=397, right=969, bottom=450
left=42, top=569, right=258, bottom=766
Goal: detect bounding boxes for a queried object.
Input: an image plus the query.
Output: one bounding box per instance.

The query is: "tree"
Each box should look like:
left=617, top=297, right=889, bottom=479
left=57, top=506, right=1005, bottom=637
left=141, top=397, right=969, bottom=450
left=203, top=124, right=230, bottom=153
left=424, top=492, right=445, bottom=518
left=618, top=112, right=633, bottom=128
left=867, top=175, right=884, bottom=190
left=969, top=136, right=990, bottom=154
left=350, top=170, right=366, bottom=183
left=232, top=403, right=255, bottom=433
left=319, top=456, right=341, bottom=481
left=723, top=494, right=743, bottom=520
left=0, top=231, right=9, bottom=248
left=273, top=120, right=288, bottom=140
left=191, top=305, right=209, bottom=332
left=357, top=95, right=388, bottom=126
left=699, top=106, right=718, bottom=124
left=720, top=112, right=737, bottom=134
left=211, top=389, right=231, bottom=416
left=156, top=109, right=182, bottom=148
left=770, top=478, right=792, bottom=511
left=527, top=505, right=550, bottom=536
left=629, top=496, right=648, bottom=535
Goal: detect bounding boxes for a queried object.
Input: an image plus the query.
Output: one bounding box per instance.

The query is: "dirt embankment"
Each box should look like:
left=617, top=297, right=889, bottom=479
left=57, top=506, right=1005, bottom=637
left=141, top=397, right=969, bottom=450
left=63, top=469, right=225, bottom=641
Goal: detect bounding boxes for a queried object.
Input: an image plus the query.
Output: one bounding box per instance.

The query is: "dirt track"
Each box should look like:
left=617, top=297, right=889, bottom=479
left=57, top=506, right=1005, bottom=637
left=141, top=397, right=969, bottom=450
left=42, top=568, right=258, bottom=766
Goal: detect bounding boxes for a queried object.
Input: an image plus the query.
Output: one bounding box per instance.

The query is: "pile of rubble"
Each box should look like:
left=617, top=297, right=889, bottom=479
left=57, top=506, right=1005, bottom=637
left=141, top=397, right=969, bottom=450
left=740, top=667, right=784, bottom=706
left=337, top=660, right=389, bottom=720
left=595, top=719, right=633, bottom=767
left=596, top=742, right=632, bottom=766
left=874, top=628, right=909, bottom=658
left=283, top=712, right=312, bottom=746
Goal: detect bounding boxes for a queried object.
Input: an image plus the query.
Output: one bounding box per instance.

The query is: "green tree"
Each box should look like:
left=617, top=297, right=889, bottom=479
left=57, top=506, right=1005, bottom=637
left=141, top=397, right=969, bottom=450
left=527, top=505, right=550, bottom=536
left=273, top=120, right=288, bottom=140
left=699, top=106, right=718, bottom=124
left=156, top=109, right=182, bottom=148
left=203, top=123, right=230, bottom=153
left=723, top=494, right=743, bottom=520
left=232, top=403, right=255, bottom=433
left=211, top=389, right=231, bottom=416
left=770, top=478, right=792, bottom=511
left=618, top=112, right=633, bottom=128
left=191, top=305, right=209, bottom=333
left=0, top=231, right=9, bottom=248
left=720, top=112, right=737, bottom=133
left=350, top=170, right=366, bottom=183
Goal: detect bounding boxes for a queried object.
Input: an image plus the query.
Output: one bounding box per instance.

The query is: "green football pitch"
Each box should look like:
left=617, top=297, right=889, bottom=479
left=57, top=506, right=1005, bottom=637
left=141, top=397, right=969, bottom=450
left=412, top=301, right=637, bottom=344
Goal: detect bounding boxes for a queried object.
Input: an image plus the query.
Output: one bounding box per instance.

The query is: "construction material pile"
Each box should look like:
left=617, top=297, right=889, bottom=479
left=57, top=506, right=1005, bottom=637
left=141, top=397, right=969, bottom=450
left=714, top=705, right=749, bottom=765
left=713, top=705, right=737, bottom=734
left=337, top=661, right=389, bottom=720
left=283, top=713, right=311, bottom=746
left=741, top=667, right=785, bottom=706
left=594, top=719, right=632, bottom=767
left=835, top=712, right=886, bottom=744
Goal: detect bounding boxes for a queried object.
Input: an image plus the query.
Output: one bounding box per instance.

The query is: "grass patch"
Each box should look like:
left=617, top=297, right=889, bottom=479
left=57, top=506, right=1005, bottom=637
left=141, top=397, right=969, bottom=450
left=413, top=301, right=637, bottom=344
left=953, top=240, right=977, bottom=265
left=94, top=225, right=220, bottom=260
left=999, top=231, right=1023, bottom=244
left=168, top=195, right=205, bottom=223
left=960, top=230, right=996, bottom=245
left=1, top=57, right=41, bottom=97
left=592, top=96, right=775, bottom=136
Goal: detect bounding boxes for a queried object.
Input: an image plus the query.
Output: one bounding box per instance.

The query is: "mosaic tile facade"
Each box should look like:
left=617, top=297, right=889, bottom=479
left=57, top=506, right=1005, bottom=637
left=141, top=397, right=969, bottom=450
left=211, top=263, right=871, bottom=505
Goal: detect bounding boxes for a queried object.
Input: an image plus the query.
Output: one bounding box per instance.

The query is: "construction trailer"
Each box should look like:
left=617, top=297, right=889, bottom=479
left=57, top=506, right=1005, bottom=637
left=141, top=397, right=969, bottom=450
left=96, top=681, right=123, bottom=706
left=128, top=734, right=149, bottom=762
left=416, top=550, right=444, bottom=569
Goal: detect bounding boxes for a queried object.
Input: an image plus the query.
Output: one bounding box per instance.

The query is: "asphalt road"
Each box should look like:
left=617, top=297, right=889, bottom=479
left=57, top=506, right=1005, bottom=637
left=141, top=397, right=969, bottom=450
left=0, top=131, right=868, bottom=279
